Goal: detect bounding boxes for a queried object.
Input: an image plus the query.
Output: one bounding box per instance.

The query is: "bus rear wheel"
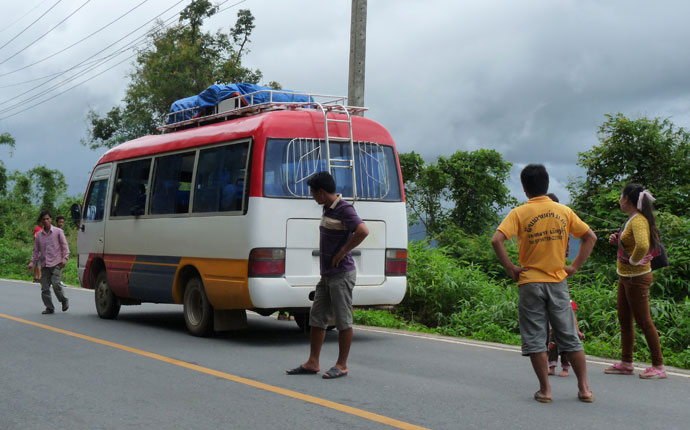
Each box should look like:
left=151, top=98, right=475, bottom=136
left=94, top=271, right=120, bottom=319
left=183, top=277, right=213, bottom=337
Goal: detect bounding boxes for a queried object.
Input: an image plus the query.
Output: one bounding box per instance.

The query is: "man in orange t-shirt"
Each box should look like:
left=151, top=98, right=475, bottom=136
left=491, top=164, right=597, bottom=404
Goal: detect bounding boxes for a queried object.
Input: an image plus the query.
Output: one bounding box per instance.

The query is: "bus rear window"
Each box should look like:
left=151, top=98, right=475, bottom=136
left=263, top=138, right=402, bottom=201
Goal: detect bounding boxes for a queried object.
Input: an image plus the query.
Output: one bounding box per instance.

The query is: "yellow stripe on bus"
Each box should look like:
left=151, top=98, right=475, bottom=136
left=0, top=314, right=429, bottom=430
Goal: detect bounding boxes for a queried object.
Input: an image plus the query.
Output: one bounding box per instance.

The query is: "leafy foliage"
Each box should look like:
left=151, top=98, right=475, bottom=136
left=568, top=114, right=690, bottom=300
left=83, top=4, right=267, bottom=150
left=0, top=164, right=79, bottom=285
left=400, top=149, right=516, bottom=238
left=1, top=132, right=15, bottom=153
left=359, top=241, right=690, bottom=369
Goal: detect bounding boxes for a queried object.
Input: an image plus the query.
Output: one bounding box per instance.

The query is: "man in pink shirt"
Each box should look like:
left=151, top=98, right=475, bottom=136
left=28, top=211, right=70, bottom=314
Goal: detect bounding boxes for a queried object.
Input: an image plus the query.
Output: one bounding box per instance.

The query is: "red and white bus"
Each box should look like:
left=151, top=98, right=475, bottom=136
left=74, top=91, right=407, bottom=336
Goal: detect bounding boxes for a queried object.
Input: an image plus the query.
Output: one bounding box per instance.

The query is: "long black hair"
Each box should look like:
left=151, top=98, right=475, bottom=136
left=622, top=183, right=659, bottom=250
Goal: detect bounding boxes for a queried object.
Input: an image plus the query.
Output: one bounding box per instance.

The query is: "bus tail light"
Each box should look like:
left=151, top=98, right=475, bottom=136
left=249, top=248, right=285, bottom=277
left=385, top=249, right=407, bottom=276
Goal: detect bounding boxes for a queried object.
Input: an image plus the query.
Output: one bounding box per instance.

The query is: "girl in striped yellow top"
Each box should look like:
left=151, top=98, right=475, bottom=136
left=604, top=184, right=666, bottom=379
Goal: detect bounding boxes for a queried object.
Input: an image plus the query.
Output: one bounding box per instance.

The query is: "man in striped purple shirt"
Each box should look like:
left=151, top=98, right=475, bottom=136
left=287, top=172, right=369, bottom=379
left=28, top=211, right=70, bottom=314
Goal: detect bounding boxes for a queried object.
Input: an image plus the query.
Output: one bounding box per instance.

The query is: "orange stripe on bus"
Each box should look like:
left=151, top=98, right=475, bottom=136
left=175, top=257, right=253, bottom=309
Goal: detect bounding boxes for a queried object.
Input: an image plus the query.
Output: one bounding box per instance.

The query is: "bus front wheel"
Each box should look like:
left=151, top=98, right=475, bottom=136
left=183, top=277, right=213, bottom=337
left=94, top=271, right=120, bottom=319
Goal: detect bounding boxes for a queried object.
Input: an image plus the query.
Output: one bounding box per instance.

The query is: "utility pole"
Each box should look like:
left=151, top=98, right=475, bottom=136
left=348, top=0, right=367, bottom=115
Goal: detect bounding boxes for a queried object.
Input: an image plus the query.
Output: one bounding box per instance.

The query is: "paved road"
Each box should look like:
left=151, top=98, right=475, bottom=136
left=2, top=278, right=689, bottom=430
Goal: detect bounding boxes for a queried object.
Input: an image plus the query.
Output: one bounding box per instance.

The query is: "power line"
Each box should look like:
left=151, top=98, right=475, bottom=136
left=0, top=52, right=139, bottom=121
left=0, top=56, right=112, bottom=89
left=0, top=0, right=95, bottom=66
left=0, top=0, right=63, bottom=53
left=0, top=2, right=188, bottom=114
left=0, top=0, right=186, bottom=80
left=0, top=38, right=149, bottom=112
left=0, top=0, right=246, bottom=121
left=0, top=72, right=63, bottom=89
left=0, top=0, right=52, bottom=35
left=0, top=0, right=187, bottom=107
left=0, top=0, right=152, bottom=77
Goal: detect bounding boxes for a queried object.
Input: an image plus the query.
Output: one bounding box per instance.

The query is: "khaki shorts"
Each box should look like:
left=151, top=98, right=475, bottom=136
left=309, top=270, right=356, bottom=330
left=518, top=281, right=582, bottom=356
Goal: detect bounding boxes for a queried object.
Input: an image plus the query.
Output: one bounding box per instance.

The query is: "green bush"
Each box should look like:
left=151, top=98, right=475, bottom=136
left=356, top=241, right=690, bottom=369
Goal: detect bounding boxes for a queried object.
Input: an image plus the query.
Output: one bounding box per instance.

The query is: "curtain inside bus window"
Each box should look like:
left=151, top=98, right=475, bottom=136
left=150, top=152, right=195, bottom=215
left=84, top=180, right=108, bottom=221
left=263, top=139, right=402, bottom=201
left=193, top=142, right=249, bottom=213
left=110, top=159, right=151, bottom=217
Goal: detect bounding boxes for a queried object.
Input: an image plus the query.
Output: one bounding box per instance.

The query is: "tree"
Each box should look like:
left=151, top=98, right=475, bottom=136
left=83, top=3, right=267, bottom=150
left=400, top=149, right=516, bottom=238
left=399, top=151, right=450, bottom=238
left=569, top=113, right=690, bottom=221
left=1, top=132, right=15, bottom=156
left=568, top=113, right=690, bottom=300
left=439, top=149, right=516, bottom=233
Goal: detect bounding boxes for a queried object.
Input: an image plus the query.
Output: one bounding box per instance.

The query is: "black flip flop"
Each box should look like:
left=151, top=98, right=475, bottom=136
left=322, top=367, right=348, bottom=379
left=286, top=365, right=318, bottom=375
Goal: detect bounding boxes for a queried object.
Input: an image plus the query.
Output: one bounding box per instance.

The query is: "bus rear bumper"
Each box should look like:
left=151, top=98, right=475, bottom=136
left=247, top=276, right=407, bottom=309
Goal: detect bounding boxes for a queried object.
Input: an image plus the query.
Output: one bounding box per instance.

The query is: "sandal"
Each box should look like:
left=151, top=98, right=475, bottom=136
left=533, top=391, right=551, bottom=403
left=286, top=365, right=318, bottom=375
left=322, top=367, right=348, bottom=379
left=578, top=391, right=594, bottom=403
left=604, top=362, right=634, bottom=375
left=639, top=366, right=667, bottom=379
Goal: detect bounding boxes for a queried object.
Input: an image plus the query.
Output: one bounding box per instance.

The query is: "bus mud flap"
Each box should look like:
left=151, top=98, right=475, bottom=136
left=214, top=309, right=248, bottom=331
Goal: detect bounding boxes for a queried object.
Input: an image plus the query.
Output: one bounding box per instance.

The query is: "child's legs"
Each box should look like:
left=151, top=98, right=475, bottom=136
left=548, top=333, right=559, bottom=365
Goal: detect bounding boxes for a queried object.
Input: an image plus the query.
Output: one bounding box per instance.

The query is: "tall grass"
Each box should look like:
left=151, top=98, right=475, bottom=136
left=355, top=241, right=690, bottom=369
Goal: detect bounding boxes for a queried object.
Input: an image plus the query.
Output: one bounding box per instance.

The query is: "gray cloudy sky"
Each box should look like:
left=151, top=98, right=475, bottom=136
left=1, top=0, right=690, bottom=203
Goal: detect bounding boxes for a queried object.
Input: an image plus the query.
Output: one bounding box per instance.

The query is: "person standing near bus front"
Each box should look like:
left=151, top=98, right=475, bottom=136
left=287, top=171, right=369, bottom=379
left=28, top=211, right=70, bottom=314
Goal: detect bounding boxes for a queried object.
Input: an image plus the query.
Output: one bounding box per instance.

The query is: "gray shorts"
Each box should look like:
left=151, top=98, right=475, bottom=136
left=309, top=270, right=356, bottom=331
left=518, top=281, right=582, bottom=356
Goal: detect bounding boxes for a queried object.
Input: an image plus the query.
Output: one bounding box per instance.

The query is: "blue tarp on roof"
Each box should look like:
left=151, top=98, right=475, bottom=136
left=168, top=83, right=312, bottom=124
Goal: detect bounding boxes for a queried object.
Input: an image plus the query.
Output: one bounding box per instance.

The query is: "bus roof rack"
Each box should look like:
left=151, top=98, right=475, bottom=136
left=158, top=89, right=368, bottom=133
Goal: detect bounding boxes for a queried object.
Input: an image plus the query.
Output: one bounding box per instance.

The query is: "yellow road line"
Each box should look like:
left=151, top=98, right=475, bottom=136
left=0, top=313, right=429, bottom=430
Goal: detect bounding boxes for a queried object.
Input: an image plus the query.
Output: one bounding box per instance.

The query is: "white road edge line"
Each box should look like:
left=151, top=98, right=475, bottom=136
left=7, top=279, right=689, bottom=379
left=356, top=326, right=690, bottom=379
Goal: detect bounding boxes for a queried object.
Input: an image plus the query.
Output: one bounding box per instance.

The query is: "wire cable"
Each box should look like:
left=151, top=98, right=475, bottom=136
left=0, top=0, right=185, bottom=79
left=0, top=0, right=63, bottom=53
left=0, top=0, right=246, bottom=120
left=0, top=0, right=95, bottom=66
left=0, top=0, right=52, bottom=35
left=0, top=0, right=152, bottom=76
left=0, top=51, right=139, bottom=121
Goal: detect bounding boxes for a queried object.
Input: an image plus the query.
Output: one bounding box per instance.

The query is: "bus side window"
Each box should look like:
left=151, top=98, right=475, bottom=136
left=111, top=159, right=151, bottom=217
left=150, top=152, right=195, bottom=215
left=193, top=142, right=249, bottom=213
left=84, top=180, right=108, bottom=221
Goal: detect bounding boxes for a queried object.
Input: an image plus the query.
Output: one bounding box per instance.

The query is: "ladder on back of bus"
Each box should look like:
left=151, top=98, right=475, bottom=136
left=284, top=103, right=390, bottom=200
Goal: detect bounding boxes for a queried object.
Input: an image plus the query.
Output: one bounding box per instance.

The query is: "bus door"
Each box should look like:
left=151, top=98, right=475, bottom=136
left=77, top=164, right=111, bottom=285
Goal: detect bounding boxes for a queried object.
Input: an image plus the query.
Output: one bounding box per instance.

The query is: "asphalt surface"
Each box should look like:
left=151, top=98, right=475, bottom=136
left=1, top=278, right=689, bottom=430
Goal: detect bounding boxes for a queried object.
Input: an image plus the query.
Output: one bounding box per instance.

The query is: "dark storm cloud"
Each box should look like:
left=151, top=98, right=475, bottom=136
left=2, top=0, right=690, bottom=204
